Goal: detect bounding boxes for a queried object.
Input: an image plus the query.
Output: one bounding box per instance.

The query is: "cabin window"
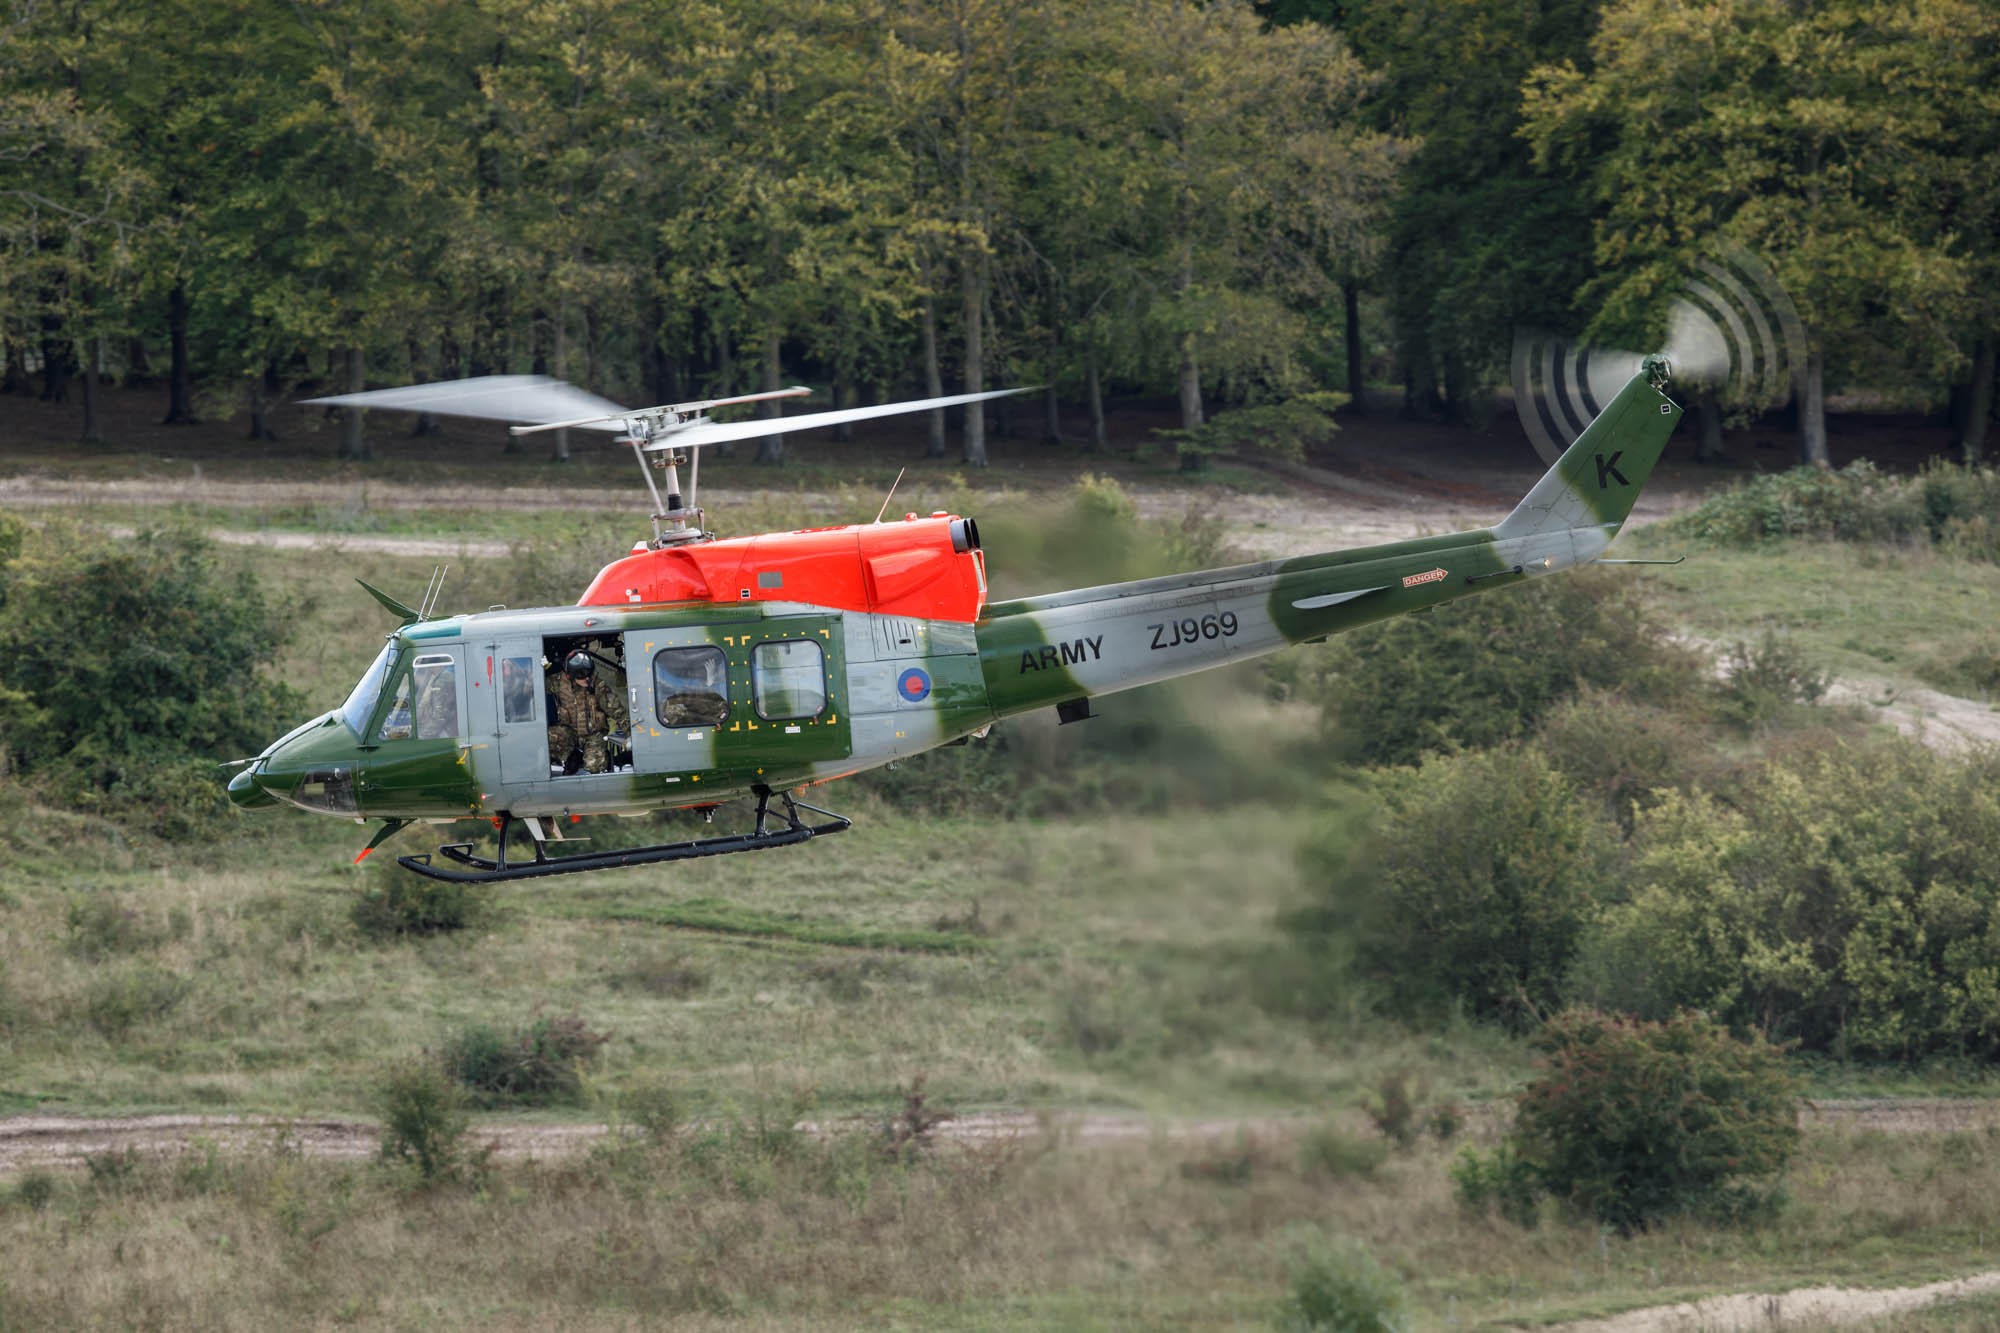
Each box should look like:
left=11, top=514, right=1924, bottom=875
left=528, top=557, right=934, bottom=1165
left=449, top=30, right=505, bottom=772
left=653, top=646, right=730, bottom=728
left=752, top=639, right=826, bottom=721
left=411, top=654, right=460, bottom=739
left=500, top=656, right=537, bottom=724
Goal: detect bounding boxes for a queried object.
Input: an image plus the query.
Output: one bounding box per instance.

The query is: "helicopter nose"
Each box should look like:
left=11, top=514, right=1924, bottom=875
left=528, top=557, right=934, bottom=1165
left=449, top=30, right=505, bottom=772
left=227, top=762, right=278, bottom=810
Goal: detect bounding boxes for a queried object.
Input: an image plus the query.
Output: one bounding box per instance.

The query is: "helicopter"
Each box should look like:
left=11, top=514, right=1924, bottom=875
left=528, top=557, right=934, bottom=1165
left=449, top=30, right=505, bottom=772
left=225, top=355, right=1685, bottom=883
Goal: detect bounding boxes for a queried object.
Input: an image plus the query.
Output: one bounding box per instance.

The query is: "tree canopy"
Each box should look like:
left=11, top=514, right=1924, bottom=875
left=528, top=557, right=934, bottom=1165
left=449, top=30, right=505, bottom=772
left=0, top=0, right=1992, bottom=460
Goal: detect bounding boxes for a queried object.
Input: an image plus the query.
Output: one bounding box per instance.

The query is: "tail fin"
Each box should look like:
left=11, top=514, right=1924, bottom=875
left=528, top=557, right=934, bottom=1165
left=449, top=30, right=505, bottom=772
left=1495, top=355, right=1682, bottom=540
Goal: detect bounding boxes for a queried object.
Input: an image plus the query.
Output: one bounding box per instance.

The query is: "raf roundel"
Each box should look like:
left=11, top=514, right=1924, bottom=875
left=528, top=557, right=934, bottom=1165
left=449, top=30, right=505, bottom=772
left=896, top=667, right=932, bottom=703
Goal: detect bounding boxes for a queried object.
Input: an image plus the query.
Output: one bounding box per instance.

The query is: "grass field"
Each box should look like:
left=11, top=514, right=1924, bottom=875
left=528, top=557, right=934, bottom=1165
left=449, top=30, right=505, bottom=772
left=7, top=450, right=2000, bottom=1328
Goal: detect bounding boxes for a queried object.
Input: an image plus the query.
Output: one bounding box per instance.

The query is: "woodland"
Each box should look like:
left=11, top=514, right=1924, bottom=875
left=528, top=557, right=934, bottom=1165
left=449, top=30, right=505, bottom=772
left=2, top=0, right=1996, bottom=467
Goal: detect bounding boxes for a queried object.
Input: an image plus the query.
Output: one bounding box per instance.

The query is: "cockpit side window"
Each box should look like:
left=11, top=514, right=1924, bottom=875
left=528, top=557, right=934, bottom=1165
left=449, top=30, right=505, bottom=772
left=411, top=654, right=460, bottom=739
left=339, top=643, right=398, bottom=735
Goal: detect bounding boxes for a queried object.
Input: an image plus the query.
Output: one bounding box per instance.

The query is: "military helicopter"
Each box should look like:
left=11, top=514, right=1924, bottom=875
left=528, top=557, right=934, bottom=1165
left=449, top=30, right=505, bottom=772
left=225, top=356, right=1684, bottom=882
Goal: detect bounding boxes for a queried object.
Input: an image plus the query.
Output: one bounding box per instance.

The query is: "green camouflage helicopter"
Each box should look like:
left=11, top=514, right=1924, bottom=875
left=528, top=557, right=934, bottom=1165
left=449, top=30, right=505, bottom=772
left=225, top=356, right=1683, bottom=882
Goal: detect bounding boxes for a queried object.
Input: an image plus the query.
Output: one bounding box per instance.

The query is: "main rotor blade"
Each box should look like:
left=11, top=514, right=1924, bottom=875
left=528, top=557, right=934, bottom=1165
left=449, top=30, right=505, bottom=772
left=642, top=387, right=1030, bottom=451
left=301, top=375, right=631, bottom=431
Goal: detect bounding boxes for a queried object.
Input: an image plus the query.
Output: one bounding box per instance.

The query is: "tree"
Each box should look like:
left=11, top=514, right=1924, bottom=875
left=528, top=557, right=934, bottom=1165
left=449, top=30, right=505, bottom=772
left=1522, top=0, right=1975, bottom=467
left=1343, top=0, right=1599, bottom=425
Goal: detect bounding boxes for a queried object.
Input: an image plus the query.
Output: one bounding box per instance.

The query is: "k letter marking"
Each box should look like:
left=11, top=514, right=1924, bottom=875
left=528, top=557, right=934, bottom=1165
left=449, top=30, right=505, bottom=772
left=1594, top=451, right=1629, bottom=489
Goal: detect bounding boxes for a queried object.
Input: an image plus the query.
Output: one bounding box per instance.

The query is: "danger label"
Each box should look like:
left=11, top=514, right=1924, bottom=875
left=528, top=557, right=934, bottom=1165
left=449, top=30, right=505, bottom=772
left=1402, top=568, right=1448, bottom=588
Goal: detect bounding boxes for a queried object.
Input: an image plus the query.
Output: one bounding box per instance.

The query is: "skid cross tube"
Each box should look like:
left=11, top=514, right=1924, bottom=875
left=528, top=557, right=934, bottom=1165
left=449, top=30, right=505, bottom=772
left=397, top=788, right=850, bottom=884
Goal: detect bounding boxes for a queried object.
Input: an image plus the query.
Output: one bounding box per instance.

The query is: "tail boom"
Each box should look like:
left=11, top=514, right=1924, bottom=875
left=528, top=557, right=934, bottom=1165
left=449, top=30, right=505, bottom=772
left=975, top=364, right=1682, bottom=721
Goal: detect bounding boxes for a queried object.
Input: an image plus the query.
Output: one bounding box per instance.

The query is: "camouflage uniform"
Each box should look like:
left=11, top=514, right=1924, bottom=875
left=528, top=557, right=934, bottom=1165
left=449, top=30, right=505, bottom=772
left=548, top=667, right=630, bottom=773
left=413, top=668, right=459, bottom=739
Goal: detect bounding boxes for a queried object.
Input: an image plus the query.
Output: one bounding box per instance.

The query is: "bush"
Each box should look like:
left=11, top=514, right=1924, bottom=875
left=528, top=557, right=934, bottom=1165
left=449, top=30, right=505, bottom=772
left=1278, top=1230, right=1408, bottom=1333
left=1297, top=745, right=1614, bottom=1026
left=1298, top=1123, right=1389, bottom=1180
left=1534, top=690, right=1721, bottom=830
left=377, top=1061, right=471, bottom=1182
left=1316, top=567, right=1698, bottom=768
left=350, top=867, right=486, bottom=938
left=1504, top=1009, right=1800, bottom=1234
left=1449, top=1141, right=1541, bottom=1228
left=82, top=963, right=189, bottom=1039
left=0, top=524, right=303, bottom=839
left=1666, top=459, right=2000, bottom=559
left=1713, top=631, right=1829, bottom=729
left=1572, top=741, right=2000, bottom=1060
left=442, top=1012, right=609, bottom=1105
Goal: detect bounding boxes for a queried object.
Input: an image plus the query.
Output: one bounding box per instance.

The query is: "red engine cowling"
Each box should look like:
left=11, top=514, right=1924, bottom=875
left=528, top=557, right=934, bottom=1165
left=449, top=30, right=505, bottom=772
left=576, top=513, right=986, bottom=622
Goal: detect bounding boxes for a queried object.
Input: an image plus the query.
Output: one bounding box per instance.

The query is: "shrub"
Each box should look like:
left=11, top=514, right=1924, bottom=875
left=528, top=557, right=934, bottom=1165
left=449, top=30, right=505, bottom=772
left=13, top=1170, right=56, bottom=1211
left=83, top=963, right=189, bottom=1039
left=377, top=1061, right=471, bottom=1182
left=1364, top=1070, right=1422, bottom=1149
left=1572, top=741, right=2000, bottom=1059
left=0, top=525, right=303, bottom=788
left=1298, top=1123, right=1389, bottom=1180
left=1534, top=690, right=1721, bottom=830
left=1449, top=1141, right=1541, bottom=1228
left=350, top=867, right=486, bottom=938
left=1508, top=1009, right=1801, bottom=1234
left=1298, top=745, right=1614, bottom=1026
left=1278, top=1230, right=1408, bottom=1333
left=1712, top=631, right=1829, bottom=729
left=1666, top=459, right=2000, bottom=560
left=1316, top=567, right=1698, bottom=768
left=442, top=1012, right=609, bottom=1105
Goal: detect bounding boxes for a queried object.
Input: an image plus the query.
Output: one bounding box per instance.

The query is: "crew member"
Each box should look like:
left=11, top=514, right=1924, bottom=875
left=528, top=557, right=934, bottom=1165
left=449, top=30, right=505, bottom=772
left=548, top=646, right=629, bottom=773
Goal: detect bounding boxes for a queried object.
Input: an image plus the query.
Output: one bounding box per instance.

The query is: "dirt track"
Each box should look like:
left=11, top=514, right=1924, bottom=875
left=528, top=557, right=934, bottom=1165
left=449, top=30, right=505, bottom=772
left=3, top=1098, right=1995, bottom=1178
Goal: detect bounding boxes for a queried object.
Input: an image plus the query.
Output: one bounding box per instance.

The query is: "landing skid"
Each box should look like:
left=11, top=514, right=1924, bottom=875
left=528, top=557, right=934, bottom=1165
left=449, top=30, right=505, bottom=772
left=397, top=786, right=851, bottom=883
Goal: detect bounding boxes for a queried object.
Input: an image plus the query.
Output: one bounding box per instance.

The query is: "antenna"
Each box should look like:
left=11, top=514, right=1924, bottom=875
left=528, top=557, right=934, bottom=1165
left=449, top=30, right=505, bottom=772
left=417, top=565, right=448, bottom=620
left=873, top=467, right=907, bottom=524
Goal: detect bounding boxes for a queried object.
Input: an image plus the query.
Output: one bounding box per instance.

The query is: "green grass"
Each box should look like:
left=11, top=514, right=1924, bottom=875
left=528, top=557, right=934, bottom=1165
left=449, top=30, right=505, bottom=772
left=1628, top=528, right=2000, bottom=696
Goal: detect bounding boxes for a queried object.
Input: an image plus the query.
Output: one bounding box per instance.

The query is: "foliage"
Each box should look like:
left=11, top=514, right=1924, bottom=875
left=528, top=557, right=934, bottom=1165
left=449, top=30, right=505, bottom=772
left=0, top=525, right=301, bottom=836
left=441, top=1012, right=609, bottom=1106
left=1278, top=1230, right=1409, bottom=1333
left=1663, top=462, right=2000, bottom=554
left=1154, top=392, right=1347, bottom=468
left=350, top=866, right=487, bottom=939
left=1713, top=631, right=1831, bottom=729
left=1449, top=1140, right=1541, bottom=1229
left=1572, top=741, right=2000, bottom=1061
left=1298, top=744, right=1612, bottom=1026
left=376, top=1060, right=472, bottom=1184
left=1503, top=1009, right=1801, bottom=1234
left=1522, top=0, right=1982, bottom=462
left=1315, top=567, right=1698, bottom=767
left=1297, top=1123, right=1388, bottom=1181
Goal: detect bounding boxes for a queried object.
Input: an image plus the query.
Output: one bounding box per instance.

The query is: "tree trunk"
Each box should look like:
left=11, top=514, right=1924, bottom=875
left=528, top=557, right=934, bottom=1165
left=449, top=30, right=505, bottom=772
left=1043, top=385, right=1064, bottom=445
left=78, top=338, right=102, bottom=444
left=549, top=298, right=569, bottom=462
left=1692, top=386, right=1726, bottom=463
left=1, top=339, right=29, bottom=394
left=755, top=331, right=784, bottom=465
left=1175, top=251, right=1203, bottom=432
left=248, top=366, right=279, bottom=441
left=836, top=376, right=856, bottom=443
left=163, top=281, right=195, bottom=424
left=1799, top=346, right=1828, bottom=469
left=1343, top=278, right=1364, bottom=414
left=39, top=313, right=69, bottom=403
left=1957, top=334, right=1994, bottom=465
left=1086, top=346, right=1106, bottom=452
left=339, top=345, right=370, bottom=461
left=922, top=287, right=946, bottom=459
left=961, top=255, right=987, bottom=468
